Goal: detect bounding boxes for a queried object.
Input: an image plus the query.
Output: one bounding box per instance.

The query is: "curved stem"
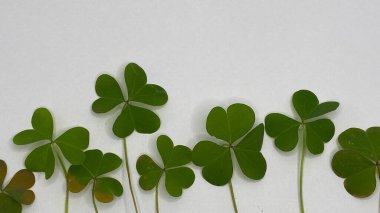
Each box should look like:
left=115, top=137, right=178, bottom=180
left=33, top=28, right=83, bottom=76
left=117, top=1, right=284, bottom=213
left=155, top=185, right=159, bottom=213
left=53, top=145, right=69, bottom=213
left=123, top=138, right=139, bottom=213
left=92, top=181, right=99, bottom=213
left=299, top=125, right=306, bottom=213
left=228, top=181, right=238, bottom=213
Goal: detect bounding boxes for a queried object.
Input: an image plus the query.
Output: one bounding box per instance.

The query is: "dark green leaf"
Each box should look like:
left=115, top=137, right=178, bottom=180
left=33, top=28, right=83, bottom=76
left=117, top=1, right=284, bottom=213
left=125, top=63, right=147, bottom=98
left=137, top=135, right=194, bottom=196
left=206, top=104, right=254, bottom=143
left=305, top=119, right=335, bottom=154
left=192, top=141, right=232, bottom=186
left=338, top=128, right=374, bottom=160
left=131, top=84, right=168, bottom=106
left=92, top=98, right=124, bottom=113
left=93, top=63, right=168, bottom=138
left=165, top=167, right=195, bottom=197
left=13, top=130, right=47, bottom=145
left=234, top=124, right=266, bottom=180
left=0, top=193, right=22, bottom=213
left=25, top=144, right=55, bottom=179
left=265, top=113, right=300, bottom=152
left=14, top=108, right=90, bottom=179
left=136, top=155, right=163, bottom=190
left=131, top=105, right=160, bottom=134
left=292, top=90, right=319, bottom=121
left=113, top=105, right=135, bottom=138
left=307, top=101, right=339, bottom=119
left=55, top=127, right=89, bottom=165
left=95, top=74, right=124, bottom=101
left=332, top=150, right=376, bottom=197
left=31, top=108, right=54, bottom=140
left=366, top=127, right=380, bottom=160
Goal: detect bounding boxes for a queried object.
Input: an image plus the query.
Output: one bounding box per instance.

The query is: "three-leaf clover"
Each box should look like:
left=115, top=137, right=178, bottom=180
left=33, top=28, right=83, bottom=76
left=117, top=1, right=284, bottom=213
left=264, top=89, right=339, bottom=213
left=0, top=160, right=35, bottom=213
left=332, top=127, right=380, bottom=198
left=13, top=107, right=89, bottom=213
left=192, top=103, right=266, bottom=213
left=92, top=63, right=168, bottom=138
left=92, top=63, right=168, bottom=213
left=136, top=135, right=195, bottom=212
left=13, top=108, right=89, bottom=179
left=68, top=149, right=123, bottom=212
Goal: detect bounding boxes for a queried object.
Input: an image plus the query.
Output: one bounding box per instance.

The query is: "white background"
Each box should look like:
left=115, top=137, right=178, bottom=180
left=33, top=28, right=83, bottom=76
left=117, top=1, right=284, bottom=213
left=1, top=0, right=380, bottom=213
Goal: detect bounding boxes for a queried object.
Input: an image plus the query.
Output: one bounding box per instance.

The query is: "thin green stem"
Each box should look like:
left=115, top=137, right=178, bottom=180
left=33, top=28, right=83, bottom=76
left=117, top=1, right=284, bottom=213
left=299, top=124, right=306, bottom=213
left=228, top=181, right=238, bottom=213
left=123, top=138, right=139, bottom=213
left=92, top=181, right=99, bottom=213
left=53, top=145, right=69, bottom=213
left=155, top=185, right=159, bottom=213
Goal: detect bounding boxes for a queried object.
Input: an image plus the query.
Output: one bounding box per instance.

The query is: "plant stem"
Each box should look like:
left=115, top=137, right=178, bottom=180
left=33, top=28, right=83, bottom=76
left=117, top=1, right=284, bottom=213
left=53, top=145, right=69, bottom=213
left=155, top=185, right=159, bottom=213
left=92, top=181, right=99, bottom=213
left=299, top=125, right=306, bottom=213
left=123, top=137, right=139, bottom=213
left=228, top=181, right=238, bottom=213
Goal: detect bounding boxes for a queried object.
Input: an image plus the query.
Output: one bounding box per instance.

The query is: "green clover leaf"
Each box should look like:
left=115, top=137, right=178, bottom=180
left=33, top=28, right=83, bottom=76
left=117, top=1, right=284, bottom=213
left=264, top=89, right=339, bottom=213
left=0, top=160, right=35, bottom=213
left=192, top=103, right=266, bottom=212
left=136, top=135, right=195, bottom=198
left=193, top=103, right=266, bottom=186
left=13, top=108, right=90, bottom=179
left=265, top=90, right=339, bottom=154
left=92, top=63, right=168, bottom=138
left=68, top=149, right=123, bottom=210
left=332, top=127, right=380, bottom=198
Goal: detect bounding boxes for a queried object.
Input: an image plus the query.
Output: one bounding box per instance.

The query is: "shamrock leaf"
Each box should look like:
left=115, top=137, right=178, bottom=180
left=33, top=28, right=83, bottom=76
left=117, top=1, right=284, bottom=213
left=192, top=103, right=266, bottom=186
left=68, top=149, right=123, bottom=207
left=264, top=89, right=339, bottom=213
left=92, top=63, right=168, bottom=138
left=265, top=90, right=339, bottom=154
left=332, top=127, right=380, bottom=198
left=136, top=135, right=195, bottom=198
left=0, top=160, right=35, bottom=213
left=13, top=108, right=89, bottom=179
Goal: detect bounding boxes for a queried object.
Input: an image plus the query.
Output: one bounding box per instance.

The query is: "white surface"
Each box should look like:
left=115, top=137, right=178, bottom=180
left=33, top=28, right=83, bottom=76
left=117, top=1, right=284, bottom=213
left=1, top=0, right=380, bottom=213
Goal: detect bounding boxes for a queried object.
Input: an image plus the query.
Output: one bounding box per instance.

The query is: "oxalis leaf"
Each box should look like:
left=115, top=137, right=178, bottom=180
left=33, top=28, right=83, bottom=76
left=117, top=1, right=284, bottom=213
left=264, top=89, right=339, bottom=213
left=136, top=135, right=195, bottom=199
left=0, top=160, right=35, bottom=213
left=332, top=127, right=380, bottom=198
left=192, top=103, right=266, bottom=212
left=68, top=149, right=123, bottom=208
left=13, top=108, right=89, bottom=179
left=92, top=63, right=168, bottom=138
